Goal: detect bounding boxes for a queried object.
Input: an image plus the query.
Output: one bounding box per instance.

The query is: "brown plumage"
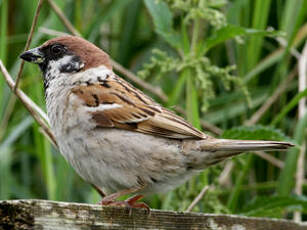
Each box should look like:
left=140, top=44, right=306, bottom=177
left=20, top=35, right=294, bottom=211
left=72, top=81, right=206, bottom=139
left=41, top=36, right=113, bottom=70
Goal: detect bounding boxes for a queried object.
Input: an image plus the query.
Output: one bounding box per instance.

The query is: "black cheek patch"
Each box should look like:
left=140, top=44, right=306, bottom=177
left=59, top=63, right=75, bottom=73
left=59, top=56, right=84, bottom=73
left=39, top=62, right=48, bottom=75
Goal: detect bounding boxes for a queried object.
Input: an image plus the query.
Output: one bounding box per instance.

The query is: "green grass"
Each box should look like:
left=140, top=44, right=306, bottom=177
left=0, top=0, right=306, bottom=220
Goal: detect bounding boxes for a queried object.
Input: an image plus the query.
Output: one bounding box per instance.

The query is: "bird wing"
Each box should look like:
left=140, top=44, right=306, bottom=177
left=70, top=75, right=205, bottom=139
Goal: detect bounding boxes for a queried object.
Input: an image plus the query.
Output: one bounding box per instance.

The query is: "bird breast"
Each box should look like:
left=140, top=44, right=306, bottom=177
left=43, top=66, right=201, bottom=195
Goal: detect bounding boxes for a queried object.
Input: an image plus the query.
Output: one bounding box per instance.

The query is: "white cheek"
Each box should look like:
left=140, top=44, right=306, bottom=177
left=58, top=55, right=73, bottom=67
left=49, top=55, right=73, bottom=70
left=71, top=66, right=114, bottom=84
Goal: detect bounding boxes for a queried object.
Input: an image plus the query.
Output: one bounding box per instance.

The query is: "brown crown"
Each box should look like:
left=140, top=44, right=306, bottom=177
left=41, top=35, right=112, bottom=70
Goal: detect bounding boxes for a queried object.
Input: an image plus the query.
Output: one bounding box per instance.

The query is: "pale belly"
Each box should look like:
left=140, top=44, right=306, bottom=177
left=57, top=127, right=199, bottom=195
left=45, top=71, right=200, bottom=195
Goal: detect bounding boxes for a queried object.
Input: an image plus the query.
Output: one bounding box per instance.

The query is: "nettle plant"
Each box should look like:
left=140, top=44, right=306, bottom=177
left=140, top=0, right=281, bottom=128
left=139, top=0, right=291, bottom=212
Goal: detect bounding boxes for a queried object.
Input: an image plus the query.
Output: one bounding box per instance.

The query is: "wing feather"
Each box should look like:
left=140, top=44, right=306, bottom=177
left=71, top=76, right=206, bottom=139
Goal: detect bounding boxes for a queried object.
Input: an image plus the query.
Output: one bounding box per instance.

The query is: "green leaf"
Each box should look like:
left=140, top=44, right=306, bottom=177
left=0, top=147, right=12, bottom=200
left=243, top=49, right=283, bottom=83
left=86, top=0, right=133, bottom=42
left=222, top=125, right=291, bottom=142
left=277, top=113, right=307, bottom=196
left=207, top=0, right=228, bottom=8
left=205, top=88, right=268, bottom=124
left=144, top=0, right=181, bottom=49
left=0, top=117, right=33, bottom=150
left=200, top=24, right=285, bottom=54
left=227, top=155, right=254, bottom=212
left=167, top=72, right=187, bottom=106
left=245, top=0, right=272, bottom=72
left=242, top=195, right=307, bottom=217
left=186, top=70, right=201, bottom=129
left=271, top=88, right=307, bottom=126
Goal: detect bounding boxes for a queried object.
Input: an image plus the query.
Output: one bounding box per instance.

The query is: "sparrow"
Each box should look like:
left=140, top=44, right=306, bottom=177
left=20, top=36, right=293, bottom=210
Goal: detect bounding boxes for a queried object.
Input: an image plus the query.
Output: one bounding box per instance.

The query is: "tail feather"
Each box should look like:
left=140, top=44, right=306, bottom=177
left=189, top=138, right=295, bottom=167
left=200, top=139, right=294, bottom=152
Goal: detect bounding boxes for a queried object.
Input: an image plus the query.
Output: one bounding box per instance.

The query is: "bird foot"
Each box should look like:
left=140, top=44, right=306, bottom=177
left=101, top=194, right=150, bottom=215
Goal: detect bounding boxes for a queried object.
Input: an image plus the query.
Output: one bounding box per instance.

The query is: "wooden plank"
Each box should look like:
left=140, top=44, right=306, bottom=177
left=0, top=199, right=306, bottom=230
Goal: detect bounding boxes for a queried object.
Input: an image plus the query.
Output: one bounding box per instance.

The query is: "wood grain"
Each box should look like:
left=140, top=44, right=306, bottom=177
left=0, top=200, right=306, bottom=230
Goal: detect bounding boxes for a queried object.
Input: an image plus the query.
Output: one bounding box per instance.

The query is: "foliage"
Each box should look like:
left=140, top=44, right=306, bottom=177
left=222, top=125, right=292, bottom=142
left=143, top=0, right=251, bottom=113
left=241, top=195, right=307, bottom=217
left=0, top=0, right=306, bottom=221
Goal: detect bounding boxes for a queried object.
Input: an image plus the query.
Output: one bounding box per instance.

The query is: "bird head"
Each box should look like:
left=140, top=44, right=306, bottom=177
left=20, top=35, right=112, bottom=75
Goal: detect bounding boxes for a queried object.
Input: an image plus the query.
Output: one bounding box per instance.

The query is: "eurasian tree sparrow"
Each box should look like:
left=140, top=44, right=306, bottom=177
left=20, top=36, right=293, bottom=210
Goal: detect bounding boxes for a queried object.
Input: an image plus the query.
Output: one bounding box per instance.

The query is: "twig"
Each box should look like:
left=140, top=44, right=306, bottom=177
left=294, top=143, right=305, bottom=222
left=254, top=151, right=284, bottom=169
left=46, top=0, right=81, bottom=36
left=0, top=60, right=57, bottom=147
left=110, top=60, right=168, bottom=102
left=298, top=42, right=307, bottom=119
left=223, top=65, right=296, bottom=184
left=45, top=0, right=222, bottom=135
left=245, top=67, right=297, bottom=126
left=276, top=37, right=301, bottom=60
left=14, top=0, right=44, bottom=91
left=218, top=161, right=234, bottom=186
left=199, top=120, right=222, bottom=135
left=218, top=150, right=284, bottom=189
left=39, top=27, right=70, bottom=37
left=0, top=95, right=17, bottom=140
left=294, top=41, right=307, bottom=222
left=173, top=106, right=222, bottom=135
left=186, top=186, right=209, bottom=212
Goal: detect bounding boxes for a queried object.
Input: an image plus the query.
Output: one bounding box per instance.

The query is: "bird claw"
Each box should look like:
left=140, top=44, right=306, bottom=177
left=101, top=194, right=150, bottom=216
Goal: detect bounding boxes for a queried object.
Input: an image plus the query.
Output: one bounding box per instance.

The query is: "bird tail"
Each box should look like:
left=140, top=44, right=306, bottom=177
left=200, top=139, right=294, bottom=152
left=186, top=138, right=294, bottom=168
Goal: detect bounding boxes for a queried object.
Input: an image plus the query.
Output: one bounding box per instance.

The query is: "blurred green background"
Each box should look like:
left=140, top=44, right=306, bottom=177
left=0, top=0, right=307, bottom=221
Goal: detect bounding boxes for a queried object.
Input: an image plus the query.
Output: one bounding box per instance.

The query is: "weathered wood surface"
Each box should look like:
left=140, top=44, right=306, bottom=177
left=0, top=199, right=306, bottom=230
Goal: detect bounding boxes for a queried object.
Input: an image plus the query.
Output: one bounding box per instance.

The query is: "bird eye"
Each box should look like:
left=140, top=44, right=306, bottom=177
left=51, top=44, right=64, bottom=55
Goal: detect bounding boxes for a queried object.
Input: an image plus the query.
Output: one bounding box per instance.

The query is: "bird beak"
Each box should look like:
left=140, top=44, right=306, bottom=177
left=20, top=47, right=45, bottom=64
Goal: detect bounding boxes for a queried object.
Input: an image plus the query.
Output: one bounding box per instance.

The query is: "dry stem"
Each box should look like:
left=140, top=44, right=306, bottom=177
left=0, top=60, right=57, bottom=147
left=39, top=27, right=70, bottom=37
left=46, top=0, right=81, bottom=36
left=14, top=0, right=44, bottom=91
left=186, top=186, right=209, bottom=212
left=294, top=41, right=307, bottom=222
left=245, top=67, right=297, bottom=126
left=218, top=161, right=234, bottom=187
left=254, top=151, right=284, bottom=169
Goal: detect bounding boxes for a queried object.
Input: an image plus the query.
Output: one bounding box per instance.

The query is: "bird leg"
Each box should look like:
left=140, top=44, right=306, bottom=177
left=100, top=186, right=150, bottom=212
left=101, top=187, right=140, bottom=204
left=125, top=195, right=150, bottom=212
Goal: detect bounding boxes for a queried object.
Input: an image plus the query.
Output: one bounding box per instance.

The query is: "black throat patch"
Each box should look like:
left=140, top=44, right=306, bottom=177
left=41, top=54, right=84, bottom=92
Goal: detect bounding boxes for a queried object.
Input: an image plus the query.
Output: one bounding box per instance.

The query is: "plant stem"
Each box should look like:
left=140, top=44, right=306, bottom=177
left=168, top=73, right=187, bottom=107
left=227, top=155, right=254, bottom=212
left=186, top=69, right=201, bottom=129
left=181, top=18, right=190, bottom=55
left=0, top=0, right=8, bottom=120
left=191, top=17, right=200, bottom=54
left=271, top=88, right=307, bottom=126
left=277, top=113, right=307, bottom=196
left=0, top=0, right=8, bottom=64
